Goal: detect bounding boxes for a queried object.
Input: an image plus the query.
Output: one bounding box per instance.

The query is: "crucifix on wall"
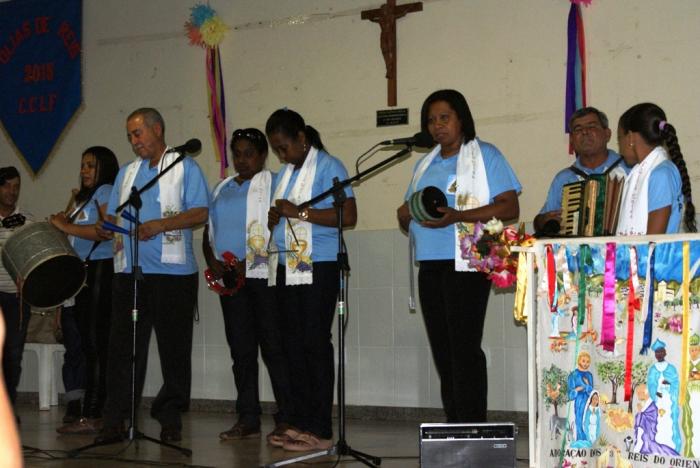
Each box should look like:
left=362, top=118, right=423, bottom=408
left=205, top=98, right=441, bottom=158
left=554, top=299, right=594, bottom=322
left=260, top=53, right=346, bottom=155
left=361, top=0, right=422, bottom=107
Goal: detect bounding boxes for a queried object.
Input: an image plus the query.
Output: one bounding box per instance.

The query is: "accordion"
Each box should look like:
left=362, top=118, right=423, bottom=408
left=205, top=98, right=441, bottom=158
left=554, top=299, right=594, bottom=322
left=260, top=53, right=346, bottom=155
left=559, top=172, right=625, bottom=236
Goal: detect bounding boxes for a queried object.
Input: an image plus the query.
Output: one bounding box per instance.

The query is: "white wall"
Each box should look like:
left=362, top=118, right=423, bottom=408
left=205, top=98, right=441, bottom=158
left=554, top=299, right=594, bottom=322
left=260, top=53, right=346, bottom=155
left=8, top=0, right=700, bottom=412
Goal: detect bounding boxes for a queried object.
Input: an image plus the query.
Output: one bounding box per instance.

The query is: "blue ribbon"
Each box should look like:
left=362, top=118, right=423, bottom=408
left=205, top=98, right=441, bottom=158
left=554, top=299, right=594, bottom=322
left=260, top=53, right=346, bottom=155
left=640, top=244, right=656, bottom=355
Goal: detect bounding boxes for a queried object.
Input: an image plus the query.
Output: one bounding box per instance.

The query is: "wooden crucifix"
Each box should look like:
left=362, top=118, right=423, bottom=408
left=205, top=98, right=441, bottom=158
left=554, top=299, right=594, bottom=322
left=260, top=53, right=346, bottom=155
left=361, top=0, right=422, bottom=107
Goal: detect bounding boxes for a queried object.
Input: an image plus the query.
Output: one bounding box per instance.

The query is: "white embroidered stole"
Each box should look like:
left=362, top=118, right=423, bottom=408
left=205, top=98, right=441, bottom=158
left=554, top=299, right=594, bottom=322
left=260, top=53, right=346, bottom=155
left=268, top=147, right=318, bottom=286
left=113, top=150, right=185, bottom=273
left=209, top=171, right=272, bottom=279
left=616, top=146, right=667, bottom=236
left=409, top=139, right=489, bottom=271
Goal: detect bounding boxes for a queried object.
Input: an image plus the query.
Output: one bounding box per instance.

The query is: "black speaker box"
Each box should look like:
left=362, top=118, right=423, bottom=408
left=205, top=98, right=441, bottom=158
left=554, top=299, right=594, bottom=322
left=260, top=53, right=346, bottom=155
left=419, top=422, right=517, bottom=468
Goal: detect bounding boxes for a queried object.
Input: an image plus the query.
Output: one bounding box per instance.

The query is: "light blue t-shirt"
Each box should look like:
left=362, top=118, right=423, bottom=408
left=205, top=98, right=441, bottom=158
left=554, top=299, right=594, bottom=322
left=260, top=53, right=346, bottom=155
left=271, top=150, right=354, bottom=264
left=209, top=172, right=276, bottom=259
left=107, top=157, right=210, bottom=275
left=405, top=139, right=522, bottom=261
left=71, top=184, right=114, bottom=261
left=648, top=159, right=683, bottom=234
left=539, top=150, right=628, bottom=213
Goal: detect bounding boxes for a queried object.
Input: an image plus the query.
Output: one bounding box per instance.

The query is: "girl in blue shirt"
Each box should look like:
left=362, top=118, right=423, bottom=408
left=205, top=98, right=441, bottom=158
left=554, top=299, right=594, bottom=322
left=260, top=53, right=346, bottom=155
left=49, top=146, right=119, bottom=433
left=616, top=103, right=696, bottom=235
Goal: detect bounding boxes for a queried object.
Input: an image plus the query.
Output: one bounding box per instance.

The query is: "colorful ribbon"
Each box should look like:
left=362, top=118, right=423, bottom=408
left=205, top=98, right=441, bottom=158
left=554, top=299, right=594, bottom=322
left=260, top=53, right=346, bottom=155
left=624, top=246, right=640, bottom=401
left=546, top=244, right=556, bottom=312
left=513, top=250, right=530, bottom=324
left=565, top=1, right=587, bottom=151
left=600, top=242, right=616, bottom=352
left=681, top=241, right=690, bottom=405
left=640, top=242, right=656, bottom=355
left=206, top=46, right=228, bottom=178
left=556, top=246, right=572, bottom=295
left=577, top=245, right=590, bottom=327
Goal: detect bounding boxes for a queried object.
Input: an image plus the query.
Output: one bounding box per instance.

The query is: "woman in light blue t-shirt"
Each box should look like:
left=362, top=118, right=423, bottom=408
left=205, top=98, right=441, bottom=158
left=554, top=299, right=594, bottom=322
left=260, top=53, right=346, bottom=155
left=49, top=146, right=119, bottom=433
left=266, top=109, right=357, bottom=452
left=397, top=89, right=521, bottom=424
left=202, top=128, right=293, bottom=443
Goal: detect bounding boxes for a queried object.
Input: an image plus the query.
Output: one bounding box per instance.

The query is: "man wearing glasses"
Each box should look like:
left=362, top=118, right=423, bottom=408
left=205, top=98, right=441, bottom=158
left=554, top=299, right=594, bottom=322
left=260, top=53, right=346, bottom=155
left=97, top=108, right=209, bottom=444
left=534, top=107, right=628, bottom=234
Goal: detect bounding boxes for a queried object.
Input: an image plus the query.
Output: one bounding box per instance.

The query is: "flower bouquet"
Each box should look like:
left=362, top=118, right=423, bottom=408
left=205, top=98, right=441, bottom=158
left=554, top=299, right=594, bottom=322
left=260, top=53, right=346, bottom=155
left=459, top=218, right=533, bottom=288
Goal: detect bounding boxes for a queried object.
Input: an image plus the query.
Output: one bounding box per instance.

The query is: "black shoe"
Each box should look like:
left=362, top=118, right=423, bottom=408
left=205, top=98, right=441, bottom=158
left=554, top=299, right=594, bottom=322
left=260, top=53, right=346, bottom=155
left=219, top=421, right=261, bottom=440
left=63, top=399, right=82, bottom=424
left=94, top=425, right=125, bottom=444
left=160, top=426, right=182, bottom=442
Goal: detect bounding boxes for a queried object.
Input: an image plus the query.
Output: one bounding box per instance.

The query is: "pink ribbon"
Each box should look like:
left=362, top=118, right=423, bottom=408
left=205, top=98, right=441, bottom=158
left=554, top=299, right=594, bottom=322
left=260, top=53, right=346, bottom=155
left=600, top=242, right=616, bottom=352
left=624, top=247, right=640, bottom=401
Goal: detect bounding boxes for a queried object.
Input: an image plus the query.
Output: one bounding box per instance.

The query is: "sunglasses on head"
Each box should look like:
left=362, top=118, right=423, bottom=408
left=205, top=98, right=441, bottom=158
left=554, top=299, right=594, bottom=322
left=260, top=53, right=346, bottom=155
left=232, top=128, right=264, bottom=142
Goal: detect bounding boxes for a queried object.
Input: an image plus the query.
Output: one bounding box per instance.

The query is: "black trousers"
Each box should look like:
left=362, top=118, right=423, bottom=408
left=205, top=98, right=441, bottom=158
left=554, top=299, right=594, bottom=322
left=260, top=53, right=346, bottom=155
left=74, top=258, right=113, bottom=417
left=220, top=278, right=292, bottom=428
left=276, top=262, right=338, bottom=439
left=0, top=291, right=30, bottom=406
left=418, top=260, right=491, bottom=423
left=102, top=273, right=197, bottom=431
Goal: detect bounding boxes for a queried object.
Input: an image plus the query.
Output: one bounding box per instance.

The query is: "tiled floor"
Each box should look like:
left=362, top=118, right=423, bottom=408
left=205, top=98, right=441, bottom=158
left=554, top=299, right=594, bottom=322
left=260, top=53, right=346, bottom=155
left=18, top=404, right=530, bottom=467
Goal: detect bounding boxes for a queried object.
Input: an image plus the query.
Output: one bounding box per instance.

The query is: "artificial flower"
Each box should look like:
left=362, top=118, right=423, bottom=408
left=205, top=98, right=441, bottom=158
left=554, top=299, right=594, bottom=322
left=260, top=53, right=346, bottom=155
left=460, top=221, right=533, bottom=288
left=484, top=217, right=504, bottom=235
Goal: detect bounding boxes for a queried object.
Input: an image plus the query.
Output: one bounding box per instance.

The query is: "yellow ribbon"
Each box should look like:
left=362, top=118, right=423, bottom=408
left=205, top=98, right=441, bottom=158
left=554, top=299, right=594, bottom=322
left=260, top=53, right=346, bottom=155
left=681, top=241, right=690, bottom=405
left=513, top=251, right=529, bottom=324
left=513, top=237, right=535, bottom=325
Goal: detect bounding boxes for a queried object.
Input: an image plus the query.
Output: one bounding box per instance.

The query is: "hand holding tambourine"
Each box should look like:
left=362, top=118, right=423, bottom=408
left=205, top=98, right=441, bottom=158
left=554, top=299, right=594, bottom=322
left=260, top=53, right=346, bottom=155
left=204, top=251, right=245, bottom=296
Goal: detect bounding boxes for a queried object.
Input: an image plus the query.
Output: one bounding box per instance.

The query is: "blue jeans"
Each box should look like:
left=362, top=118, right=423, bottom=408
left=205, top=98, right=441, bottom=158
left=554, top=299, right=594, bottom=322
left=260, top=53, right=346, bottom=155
left=60, top=306, right=86, bottom=402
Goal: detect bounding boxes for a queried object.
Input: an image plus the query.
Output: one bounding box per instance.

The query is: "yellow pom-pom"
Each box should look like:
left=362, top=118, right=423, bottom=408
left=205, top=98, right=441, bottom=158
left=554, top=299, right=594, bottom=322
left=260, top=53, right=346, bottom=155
left=200, top=17, right=229, bottom=48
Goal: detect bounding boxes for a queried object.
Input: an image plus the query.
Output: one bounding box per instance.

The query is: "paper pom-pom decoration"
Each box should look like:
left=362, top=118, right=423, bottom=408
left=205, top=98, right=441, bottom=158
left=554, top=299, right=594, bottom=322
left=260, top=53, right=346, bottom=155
left=189, top=4, right=216, bottom=28
left=185, top=3, right=228, bottom=48
left=183, top=3, right=230, bottom=178
left=185, top=22, right=203, bottom=46
left=200, top=16, right=228, bottom=47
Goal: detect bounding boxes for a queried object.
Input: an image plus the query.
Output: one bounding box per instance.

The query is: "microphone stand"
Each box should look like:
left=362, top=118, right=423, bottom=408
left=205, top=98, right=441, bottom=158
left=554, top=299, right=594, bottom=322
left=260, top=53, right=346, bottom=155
left=265, top=144, right=414, bottom=468
left=69, top=150, right=193, bottom=458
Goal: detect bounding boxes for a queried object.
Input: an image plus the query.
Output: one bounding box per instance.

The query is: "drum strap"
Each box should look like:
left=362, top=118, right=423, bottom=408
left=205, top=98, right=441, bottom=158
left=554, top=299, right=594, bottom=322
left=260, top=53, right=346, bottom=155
left=84, top=241, right=101, bottom=263
left=68, top=194, right=94, bottom=223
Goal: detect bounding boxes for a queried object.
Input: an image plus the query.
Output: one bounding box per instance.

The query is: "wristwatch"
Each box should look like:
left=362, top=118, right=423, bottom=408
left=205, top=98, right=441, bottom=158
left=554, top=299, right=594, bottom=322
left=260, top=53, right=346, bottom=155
left=299, top=208, right=310, bottom=221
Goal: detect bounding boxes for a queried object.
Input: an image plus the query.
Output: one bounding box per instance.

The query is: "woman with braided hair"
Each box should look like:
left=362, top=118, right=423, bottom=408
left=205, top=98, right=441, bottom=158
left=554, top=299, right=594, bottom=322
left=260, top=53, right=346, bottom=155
left=616, top=102, right=696, bottom=235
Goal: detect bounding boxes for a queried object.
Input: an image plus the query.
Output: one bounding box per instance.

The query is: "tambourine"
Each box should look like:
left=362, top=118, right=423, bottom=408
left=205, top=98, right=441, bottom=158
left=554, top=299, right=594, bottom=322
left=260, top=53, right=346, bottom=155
left=1, top=213, right=26, bottom=229
left=205, top=251, right=245, bottom=296
left=408, top=186, right=447, bottom=222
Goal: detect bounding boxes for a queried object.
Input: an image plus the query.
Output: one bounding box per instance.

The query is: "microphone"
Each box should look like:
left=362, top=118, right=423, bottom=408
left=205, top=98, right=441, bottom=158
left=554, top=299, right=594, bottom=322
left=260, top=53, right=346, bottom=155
left=380, top=132, right=434, bottom=148
left=166, top=138, right=202, bottom=155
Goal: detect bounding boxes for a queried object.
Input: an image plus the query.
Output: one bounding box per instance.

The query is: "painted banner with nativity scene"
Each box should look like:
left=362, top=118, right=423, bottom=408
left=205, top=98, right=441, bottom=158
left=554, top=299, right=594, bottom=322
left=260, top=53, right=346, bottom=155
left=535, top=236, right=700, bottom=468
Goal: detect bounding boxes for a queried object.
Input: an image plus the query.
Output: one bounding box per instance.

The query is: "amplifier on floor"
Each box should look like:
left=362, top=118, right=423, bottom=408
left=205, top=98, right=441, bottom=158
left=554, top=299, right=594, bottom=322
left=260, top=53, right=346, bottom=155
left=419, top=422, right=517, bottom=468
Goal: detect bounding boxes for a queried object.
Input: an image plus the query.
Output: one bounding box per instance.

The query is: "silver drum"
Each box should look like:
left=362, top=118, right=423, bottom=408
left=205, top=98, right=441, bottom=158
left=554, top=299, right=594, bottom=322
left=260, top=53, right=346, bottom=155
left=1, top=222, right=85, bottom=308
